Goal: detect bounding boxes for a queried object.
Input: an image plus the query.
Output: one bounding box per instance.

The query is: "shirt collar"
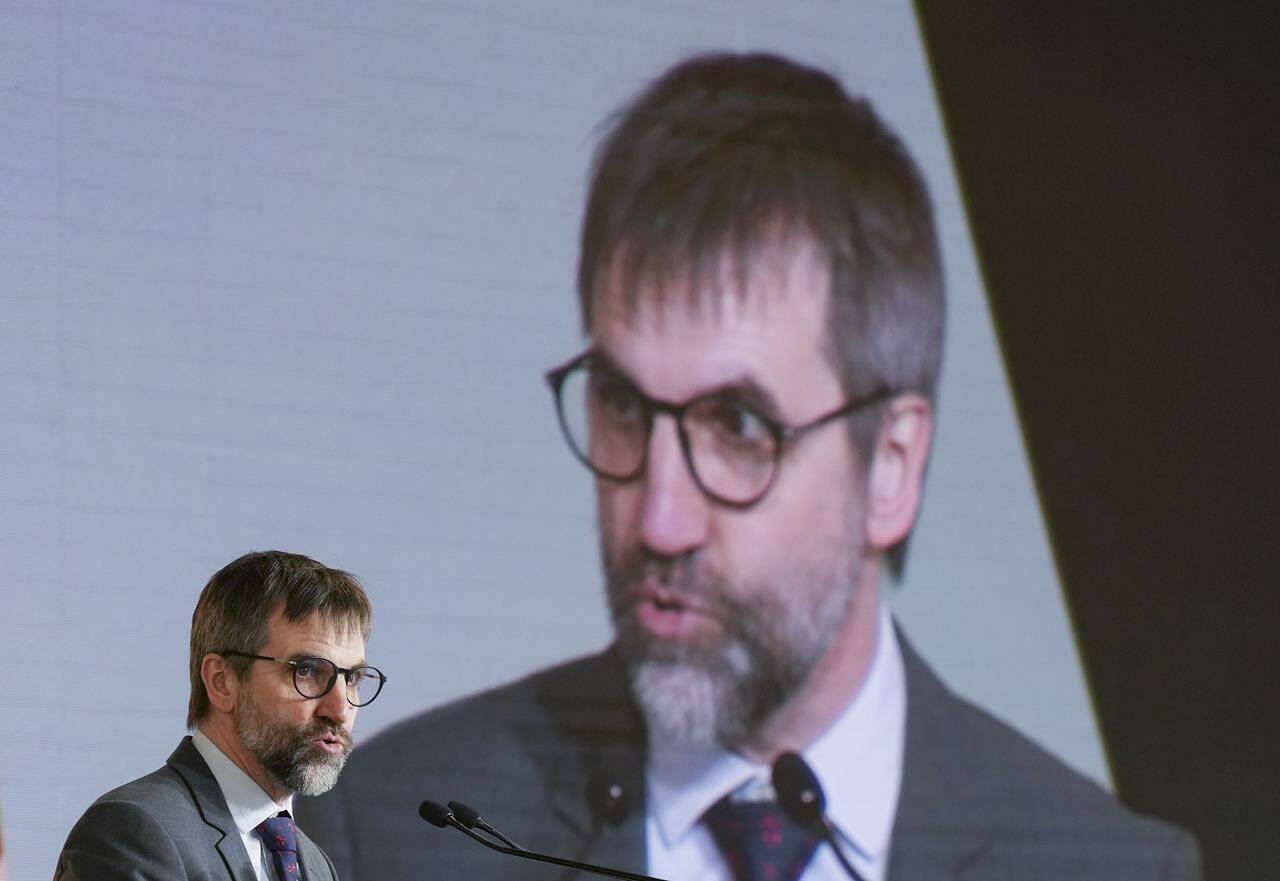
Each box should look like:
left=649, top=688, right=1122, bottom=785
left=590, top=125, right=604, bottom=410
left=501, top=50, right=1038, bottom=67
left=645, top=603, right=905, bottom=867
left=647, top=732, right=757, bottom=849
left=806, top=605, right=905, bottom=865
left=191, top=727, right=294, bottom=835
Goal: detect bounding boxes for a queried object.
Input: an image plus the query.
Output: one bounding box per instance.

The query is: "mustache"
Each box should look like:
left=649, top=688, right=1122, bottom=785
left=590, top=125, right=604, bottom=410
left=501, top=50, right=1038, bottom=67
left=609, top=552, right=692, bottom=589
left=604, top=548, right=736, bottom=616
left=296, top=719, right=353, bottom=752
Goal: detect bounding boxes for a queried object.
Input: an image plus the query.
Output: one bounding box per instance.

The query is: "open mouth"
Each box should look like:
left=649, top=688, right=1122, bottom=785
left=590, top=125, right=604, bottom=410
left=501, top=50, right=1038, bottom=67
left=310, top=731, right=347, bottom=755
left=652, top=593, right=685, bottom=612
left=632, top=586, right=717, bottom=640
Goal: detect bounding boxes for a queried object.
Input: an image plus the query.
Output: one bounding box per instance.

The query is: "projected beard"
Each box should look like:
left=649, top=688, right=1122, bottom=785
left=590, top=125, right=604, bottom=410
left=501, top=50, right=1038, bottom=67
left=235, top=689, right=353, bottom=797
left=604, top=538, right=860, bottom=749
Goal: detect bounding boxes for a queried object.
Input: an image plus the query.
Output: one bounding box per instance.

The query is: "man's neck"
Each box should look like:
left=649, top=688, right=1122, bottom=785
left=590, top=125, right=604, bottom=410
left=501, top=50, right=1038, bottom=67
left=198, top=715, right=290, bottom=805
left=736, top=565, right=882, bottom=764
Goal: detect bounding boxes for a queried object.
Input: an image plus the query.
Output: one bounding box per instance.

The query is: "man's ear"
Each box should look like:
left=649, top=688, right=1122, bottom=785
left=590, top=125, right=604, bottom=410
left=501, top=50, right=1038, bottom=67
left=201, top=653, right=240, bottom=714
left=864, top=393, right=934, bottom=551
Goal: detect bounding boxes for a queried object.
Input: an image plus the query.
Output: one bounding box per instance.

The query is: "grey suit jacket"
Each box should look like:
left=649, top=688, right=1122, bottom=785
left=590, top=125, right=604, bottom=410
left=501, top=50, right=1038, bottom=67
left=55, top=736, right=338, bottom=881
left=297, top=639, right=1201, bottom=881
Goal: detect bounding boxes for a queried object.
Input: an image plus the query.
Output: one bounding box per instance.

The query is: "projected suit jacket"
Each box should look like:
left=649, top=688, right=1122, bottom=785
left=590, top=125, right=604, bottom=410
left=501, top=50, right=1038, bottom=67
left=297, top=638, right=1201, bottom=881
left=54, top=737, right=338, bottom=881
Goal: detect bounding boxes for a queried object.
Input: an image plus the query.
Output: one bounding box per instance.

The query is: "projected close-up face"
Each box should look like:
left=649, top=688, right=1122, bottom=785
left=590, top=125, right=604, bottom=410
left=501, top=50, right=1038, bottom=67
left=587, top=251, right=877, bottom=747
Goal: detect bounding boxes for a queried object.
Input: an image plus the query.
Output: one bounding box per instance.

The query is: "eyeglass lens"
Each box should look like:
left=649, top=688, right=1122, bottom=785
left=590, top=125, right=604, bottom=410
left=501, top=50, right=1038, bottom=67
left=292, top=657, right=384, bottom=706
left=557, top=363, right=777, bottom=504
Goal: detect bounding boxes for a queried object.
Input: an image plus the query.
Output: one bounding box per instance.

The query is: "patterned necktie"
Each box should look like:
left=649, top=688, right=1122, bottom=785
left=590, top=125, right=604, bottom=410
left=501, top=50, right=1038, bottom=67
left=704, top=793, right=821, bottom=881
left=255, top=814, right=303, bottom=881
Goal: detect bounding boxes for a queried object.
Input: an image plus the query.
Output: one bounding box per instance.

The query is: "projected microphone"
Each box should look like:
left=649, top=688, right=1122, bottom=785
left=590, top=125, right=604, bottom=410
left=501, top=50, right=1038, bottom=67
left=772, top=752, right=868, bottom=881
left=586, top=773, right=633, bottom=826
left=419, top=798, right=669, bottom=881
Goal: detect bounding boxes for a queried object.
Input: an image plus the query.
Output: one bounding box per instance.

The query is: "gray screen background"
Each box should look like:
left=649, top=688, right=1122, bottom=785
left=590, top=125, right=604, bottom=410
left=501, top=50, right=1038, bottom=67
left=0, top=3, right=1102, bottom=879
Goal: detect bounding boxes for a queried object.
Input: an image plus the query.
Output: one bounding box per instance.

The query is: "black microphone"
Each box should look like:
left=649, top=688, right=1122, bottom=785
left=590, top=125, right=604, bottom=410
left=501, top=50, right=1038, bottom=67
left=418, top=800, right=454, bottom=828
left=419, top=801, right=524, bottom=853
left=772, top=752, right=868, bottom=881
left=447, top=800, right=524, bottom=850
left=420, top=797, right=669, bottom=881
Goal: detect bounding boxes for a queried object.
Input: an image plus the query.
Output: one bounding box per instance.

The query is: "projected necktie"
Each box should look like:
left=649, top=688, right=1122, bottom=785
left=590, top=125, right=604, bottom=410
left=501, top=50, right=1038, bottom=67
left=256, top=814, right=303, bottom=880
left=705, top=793, right=821, bottom=881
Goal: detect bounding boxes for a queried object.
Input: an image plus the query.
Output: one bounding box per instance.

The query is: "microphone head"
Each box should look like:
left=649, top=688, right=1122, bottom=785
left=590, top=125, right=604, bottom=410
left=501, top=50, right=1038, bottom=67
left=419, top=800, right=454, bottom=828
left=586, top=774, right=632, bottom=826
left=771, top=751, right=826, bottom=832
left=447, top=800, right=482, bottom=829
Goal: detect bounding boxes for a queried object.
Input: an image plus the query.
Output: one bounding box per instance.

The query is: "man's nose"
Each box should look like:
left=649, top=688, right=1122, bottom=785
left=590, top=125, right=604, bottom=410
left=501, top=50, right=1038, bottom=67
left=638, top=416, right=712, bottom=557
left=316, top=676, right=355, bottom=723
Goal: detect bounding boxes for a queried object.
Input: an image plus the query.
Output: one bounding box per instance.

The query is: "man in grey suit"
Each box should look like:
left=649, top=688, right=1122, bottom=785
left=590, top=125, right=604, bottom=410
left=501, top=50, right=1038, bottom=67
left=299, top=52, right=1200, bottom=881
left=55, top=550, right=387, bottom=881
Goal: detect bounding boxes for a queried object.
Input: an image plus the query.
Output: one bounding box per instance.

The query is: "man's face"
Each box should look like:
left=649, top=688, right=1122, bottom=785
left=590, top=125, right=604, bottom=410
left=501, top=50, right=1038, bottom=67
left=234, top=608, right=365, bottom=797
left=592, top=249, right=872, bottom=748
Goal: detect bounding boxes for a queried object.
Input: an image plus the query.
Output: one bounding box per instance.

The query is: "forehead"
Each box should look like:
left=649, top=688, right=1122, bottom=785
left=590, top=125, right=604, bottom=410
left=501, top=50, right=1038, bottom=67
left=262, top=607, right=366, bottom=659
left=590, top=244, right=839, bottom=406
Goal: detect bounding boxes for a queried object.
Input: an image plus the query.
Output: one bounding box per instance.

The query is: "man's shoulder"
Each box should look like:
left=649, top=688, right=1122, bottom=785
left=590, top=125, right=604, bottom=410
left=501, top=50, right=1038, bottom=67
left=897, top=639, right=1200, bottom=877
left=83, top=761, right=195, bottom=819
left=64, top=739, right=214, bottom=840
left=55, top=759, right=202, bottom=880
left=932, top=680, right=1156, bottom=818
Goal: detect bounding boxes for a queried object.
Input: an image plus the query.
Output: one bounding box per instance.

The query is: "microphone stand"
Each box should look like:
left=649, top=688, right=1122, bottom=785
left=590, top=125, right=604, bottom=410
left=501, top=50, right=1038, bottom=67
left=816, top=819, right=869, bottom=881
left=428, top=810, right=669, bottom=881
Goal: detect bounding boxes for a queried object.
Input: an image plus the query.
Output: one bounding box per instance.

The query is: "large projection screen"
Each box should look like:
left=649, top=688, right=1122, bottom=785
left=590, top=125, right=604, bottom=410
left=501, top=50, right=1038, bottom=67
left=1, top=3, right=1106, bottom=878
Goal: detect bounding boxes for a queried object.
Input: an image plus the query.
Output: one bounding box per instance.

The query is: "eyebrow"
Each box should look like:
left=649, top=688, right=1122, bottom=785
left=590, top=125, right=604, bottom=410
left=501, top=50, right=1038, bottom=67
left=289, top=651, right=369, bottom=667
left=588, top=348, right=787, bottom=423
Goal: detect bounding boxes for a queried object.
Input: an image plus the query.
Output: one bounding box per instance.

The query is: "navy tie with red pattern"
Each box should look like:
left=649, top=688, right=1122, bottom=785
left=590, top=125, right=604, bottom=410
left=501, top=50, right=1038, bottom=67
left=705, top=794, right=822, bottom=881
left=256, top=814, right=303, bottom=881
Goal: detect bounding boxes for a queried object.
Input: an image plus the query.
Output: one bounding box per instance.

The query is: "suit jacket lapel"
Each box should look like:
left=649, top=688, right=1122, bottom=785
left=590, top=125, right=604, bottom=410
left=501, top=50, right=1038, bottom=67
left=296, top=829, right=334, bottom=881
left=532, top=641, right=1000, bottom=881
left=537, top=649, right=649, bottom=878
left=167, top=737, right=258, bottom=881
left=887, top=633, right=993, bottom=881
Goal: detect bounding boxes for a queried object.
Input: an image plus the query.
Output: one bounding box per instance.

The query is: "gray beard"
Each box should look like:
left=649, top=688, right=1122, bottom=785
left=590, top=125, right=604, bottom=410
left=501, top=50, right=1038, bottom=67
left=606, top=547, right=858, bottom=749
left=235, top=694, right=352, bottom=797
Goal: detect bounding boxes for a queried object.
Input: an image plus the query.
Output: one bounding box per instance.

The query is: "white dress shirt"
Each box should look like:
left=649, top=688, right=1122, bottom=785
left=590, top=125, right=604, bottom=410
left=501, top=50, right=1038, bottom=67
left=646, top=603, right=906, bottom=881
left=192, top=728, right=295, bottom=881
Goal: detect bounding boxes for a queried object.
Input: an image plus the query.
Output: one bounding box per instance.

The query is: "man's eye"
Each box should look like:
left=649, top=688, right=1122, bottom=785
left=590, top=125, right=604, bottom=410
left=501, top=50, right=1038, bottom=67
left=294, top=660, right=319, bottom=679
left=591, top=374, right=643, bottom=421
left=704, top=401, right=770, bottom=443
left=347, top=668, right=366, bottom=686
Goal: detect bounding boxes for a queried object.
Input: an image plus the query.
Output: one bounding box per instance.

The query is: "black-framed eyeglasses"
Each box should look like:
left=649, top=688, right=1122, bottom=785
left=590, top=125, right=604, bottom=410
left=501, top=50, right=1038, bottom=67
left=545, top=351, right=893, bottom=509
left=218, top=651, right=387, bottom=707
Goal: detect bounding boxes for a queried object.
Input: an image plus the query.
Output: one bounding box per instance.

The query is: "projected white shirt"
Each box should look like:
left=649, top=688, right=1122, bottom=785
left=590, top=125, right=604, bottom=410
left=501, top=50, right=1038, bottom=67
left=645, top=603, right=906, bottom=881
